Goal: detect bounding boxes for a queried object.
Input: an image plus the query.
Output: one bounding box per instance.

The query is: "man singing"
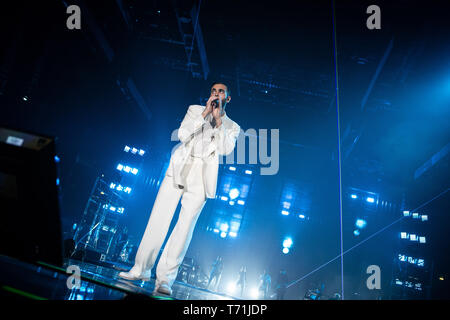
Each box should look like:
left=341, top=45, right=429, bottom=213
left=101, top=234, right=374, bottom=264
left=119, top=82, right=240, bottom=296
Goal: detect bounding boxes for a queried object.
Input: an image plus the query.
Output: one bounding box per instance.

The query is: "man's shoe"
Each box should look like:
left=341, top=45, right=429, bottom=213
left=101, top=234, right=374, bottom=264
left=118, top=270, right=151, bottom=281
left=155, top=282, right=172, bottom=295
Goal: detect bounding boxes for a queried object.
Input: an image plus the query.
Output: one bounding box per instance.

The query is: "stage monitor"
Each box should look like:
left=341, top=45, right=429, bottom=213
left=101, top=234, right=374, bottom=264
left=0, top=126, right=63, bottom=267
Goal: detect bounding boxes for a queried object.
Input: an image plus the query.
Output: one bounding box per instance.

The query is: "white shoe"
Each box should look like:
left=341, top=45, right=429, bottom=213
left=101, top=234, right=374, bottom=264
left=118, top=270, right=151, bottom=281
left=155, top=282, right=172, bottom=295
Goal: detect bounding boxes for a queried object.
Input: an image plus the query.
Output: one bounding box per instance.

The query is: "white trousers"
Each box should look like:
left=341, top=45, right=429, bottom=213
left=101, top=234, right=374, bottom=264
left=131, top=155, right=206, bottom=287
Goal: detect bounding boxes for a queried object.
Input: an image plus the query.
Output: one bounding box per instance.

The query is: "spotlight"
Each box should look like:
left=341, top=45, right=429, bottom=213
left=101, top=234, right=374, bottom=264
left=229, top=166, right=236, bottom=171
left=229, top=231, right=237, bottom=237
left=220, top=232, right=227, bottom=238
left=229, top=188, right=240, bottom=200
left=353, top=230, right=360, bottom=236
left=245, top=170, right=252, bottom=175
left=131, top=168, right=138, bottom=175
left=221, top=196, right=229, bottom=201
left=237, top=200, right=245, bottom=205
left=355, top=219, right=367, bottom=229
left=213, top=228, right=219, bottom=233
left=283, top=237, right=293, bottom=248
left=283, top=202, right=291, bottom=209
left=139, top=149, right=145, bottom=156
left=299, top=214, right=305, bottom=219
left=281, top=210, right=289, bottom=216
left=227, top=283, right=236, bottom=294
left=220, top=223, right=229, bottom=232
left=229, top=201, right=235, bottom=206
left=351, top=194, right=357, bottom=199
left=419, top=236, right=426, bottom=244
left=366, top=197, right=375, bottom=203
left=282, top=247, right=289, bottom=254
left=54, top=155, right=60, bottom=163
left=22, top=96, right=28, bottom=101
left=400, top=232, right=408, bottom=239
left=410, top=234, right=417, bottom=241
left=117, top=164, right=123, bottom=171
left=250, top=288, right=260, bottom=299
left=124, top=146, right=130, bottom=152
left=421, top=215, right=428, bottom=221
left=131, top=148, right=138, bottom=154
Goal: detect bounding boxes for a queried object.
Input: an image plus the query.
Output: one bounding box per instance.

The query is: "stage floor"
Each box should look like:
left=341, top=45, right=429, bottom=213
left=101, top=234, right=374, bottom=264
left=0, top=255, right=239, bottom=300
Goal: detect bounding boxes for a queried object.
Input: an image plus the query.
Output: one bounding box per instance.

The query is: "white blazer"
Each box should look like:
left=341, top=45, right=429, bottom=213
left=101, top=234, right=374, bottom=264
left=166, top=104, right=241, bottom=199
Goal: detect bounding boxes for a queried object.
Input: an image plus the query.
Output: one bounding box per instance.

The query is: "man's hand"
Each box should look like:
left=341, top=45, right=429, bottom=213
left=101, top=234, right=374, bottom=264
left=202, top=96, right=215, bottom=119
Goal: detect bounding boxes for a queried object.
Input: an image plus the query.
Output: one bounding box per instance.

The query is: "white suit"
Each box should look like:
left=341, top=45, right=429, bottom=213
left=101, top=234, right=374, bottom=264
left=127, top=104, right=240, bottom=289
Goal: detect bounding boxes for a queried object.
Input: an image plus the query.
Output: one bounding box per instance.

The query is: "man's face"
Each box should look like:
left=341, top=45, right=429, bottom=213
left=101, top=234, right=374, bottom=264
left=210, top=83, right=231, bottom=105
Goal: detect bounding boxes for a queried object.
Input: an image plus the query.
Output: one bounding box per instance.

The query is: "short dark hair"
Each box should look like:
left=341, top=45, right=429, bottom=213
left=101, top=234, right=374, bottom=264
left=211, top=82, right=231, bottom=97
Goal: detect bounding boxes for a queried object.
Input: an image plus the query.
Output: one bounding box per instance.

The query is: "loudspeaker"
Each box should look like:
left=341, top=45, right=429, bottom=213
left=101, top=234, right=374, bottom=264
left=0, top=126, right=63, bottom=267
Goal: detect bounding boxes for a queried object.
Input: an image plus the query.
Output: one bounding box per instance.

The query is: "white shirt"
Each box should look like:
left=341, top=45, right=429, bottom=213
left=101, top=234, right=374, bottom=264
left=191, top=112, right=218, bottom=158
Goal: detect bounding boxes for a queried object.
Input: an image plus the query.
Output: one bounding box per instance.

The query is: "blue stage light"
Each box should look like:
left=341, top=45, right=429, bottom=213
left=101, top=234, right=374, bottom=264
left=419, top=236, right=426, bottom=243
left=220, top=223, right=229, bottom=232
left=229, top=188, right=240, bottom=199
left=131, top=168, right=138, bottom=175
left=131, top=148, right=138, bottom=154
left=124, top=187, right=132, bottom=194
left=56, top=178, right=60, bottom=186
left=283, top=202, right=291, bottom=209
left=213, top=228, right=219, bottom=233
left=403, top=211, right=410, bottom=217
left=366, top=197, right=375, bottom=203
left=355, top=219, right=367, bottom=229
left=245, top=170, right=252, bottom=175
left=229, top=166, right=236, bottom=171
left=351, top=194, right=357, bottom=199
left=421, top=215, right=428, bottom=221
left=229, top=232, right=237, bottom=237
left=410, top=234, right=417, bottom=241
left=353, top=229, right=360, bottom=236
left=400, top=232, right=408, bottom=239
left=229, top=200, right=235, bottom=206
left=412, top=213, right=419, bottom=219
left=124, top=146, right=130, bottom=152
left=299, top=214, right=305, bottom=219
left=283, top=237, right=293, bottom=248
left=220, top=232, right=227, bottom=238
left=124, top=166, right=131, bottom=173
left=237, top=200, right=245, bottom=205
left=220, top=196, right=229, bottom=201
left=281, top=210, right=289, bottom=216
left=282, top=247, right=289, bottom=254
left=54, top=155, right=60, bottom=163
left=117, top=164, right=123, bottom=171
left=139, top=149, right=145, bottom=156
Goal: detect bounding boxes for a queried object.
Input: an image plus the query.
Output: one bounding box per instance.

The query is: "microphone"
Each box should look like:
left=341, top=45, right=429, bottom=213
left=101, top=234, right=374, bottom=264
left=211, top=98, right=220, bottom=108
